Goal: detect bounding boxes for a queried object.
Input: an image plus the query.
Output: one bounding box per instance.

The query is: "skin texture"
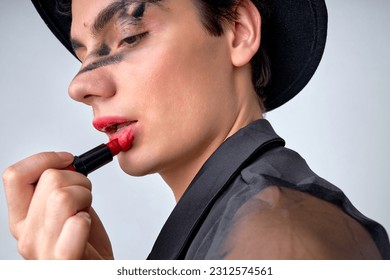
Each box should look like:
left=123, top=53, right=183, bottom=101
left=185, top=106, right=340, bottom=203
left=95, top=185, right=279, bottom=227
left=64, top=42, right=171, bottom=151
left=2, top=0, right=262, bottom=259
left=3, top=0, right=381, bottom=260
left=69, top=0, right=263, bottom=199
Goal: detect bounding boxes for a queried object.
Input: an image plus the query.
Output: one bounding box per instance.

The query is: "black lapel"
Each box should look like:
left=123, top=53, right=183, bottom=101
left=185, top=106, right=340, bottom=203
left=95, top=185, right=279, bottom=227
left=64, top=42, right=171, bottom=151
left=147, top=119, right=285, bottom=259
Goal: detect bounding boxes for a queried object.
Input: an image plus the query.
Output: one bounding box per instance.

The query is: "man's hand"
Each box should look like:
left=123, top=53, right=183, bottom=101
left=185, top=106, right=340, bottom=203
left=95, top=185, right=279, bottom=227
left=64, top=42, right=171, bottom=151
left=2, top=152, right=113, bottom=259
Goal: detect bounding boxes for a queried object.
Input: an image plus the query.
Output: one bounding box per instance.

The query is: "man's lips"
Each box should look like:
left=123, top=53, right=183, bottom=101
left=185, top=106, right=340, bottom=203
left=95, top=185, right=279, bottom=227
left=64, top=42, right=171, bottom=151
left=93, top=117, right=137, bottom=152
left=93, top=117, right=135, bottom=135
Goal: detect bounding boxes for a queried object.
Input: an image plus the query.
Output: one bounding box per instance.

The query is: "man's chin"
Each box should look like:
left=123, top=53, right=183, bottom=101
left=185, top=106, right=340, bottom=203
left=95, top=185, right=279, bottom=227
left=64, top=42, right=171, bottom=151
left=117, top=157, right=155, bottom=177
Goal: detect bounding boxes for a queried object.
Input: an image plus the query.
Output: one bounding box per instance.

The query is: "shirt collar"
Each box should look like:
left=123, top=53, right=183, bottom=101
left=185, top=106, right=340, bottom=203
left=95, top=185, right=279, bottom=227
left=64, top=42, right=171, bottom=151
left=148, top=119, right=285, bottom=259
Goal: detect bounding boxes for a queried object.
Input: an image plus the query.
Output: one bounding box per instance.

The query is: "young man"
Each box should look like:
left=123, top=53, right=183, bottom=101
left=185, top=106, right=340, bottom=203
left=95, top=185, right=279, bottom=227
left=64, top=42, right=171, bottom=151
left=3, top=0, right=390, bottom=259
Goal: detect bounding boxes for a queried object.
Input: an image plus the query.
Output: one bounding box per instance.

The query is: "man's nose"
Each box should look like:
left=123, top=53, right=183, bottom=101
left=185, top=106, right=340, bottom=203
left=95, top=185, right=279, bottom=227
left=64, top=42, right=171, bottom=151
left=68, top=68, right=116, bottom=105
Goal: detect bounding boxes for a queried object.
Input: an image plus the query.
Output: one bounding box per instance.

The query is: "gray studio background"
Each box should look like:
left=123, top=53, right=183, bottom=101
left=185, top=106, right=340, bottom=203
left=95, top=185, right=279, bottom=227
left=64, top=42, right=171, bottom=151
left=1, top=0, right=389, bottom=259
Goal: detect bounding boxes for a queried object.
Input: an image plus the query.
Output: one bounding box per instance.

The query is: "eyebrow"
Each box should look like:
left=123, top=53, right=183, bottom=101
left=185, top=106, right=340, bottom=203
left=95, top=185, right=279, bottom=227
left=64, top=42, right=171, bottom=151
left=93, top=0, right=164, bottom=33
left=70, top=1, right=157, bottom=52
left=92, top=0, right=128, bottom=36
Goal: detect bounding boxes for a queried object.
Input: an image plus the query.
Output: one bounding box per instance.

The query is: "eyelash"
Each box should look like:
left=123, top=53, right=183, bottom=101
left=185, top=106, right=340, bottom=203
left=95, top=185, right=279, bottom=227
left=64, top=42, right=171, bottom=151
left=120, top=32, right=149, bottom=47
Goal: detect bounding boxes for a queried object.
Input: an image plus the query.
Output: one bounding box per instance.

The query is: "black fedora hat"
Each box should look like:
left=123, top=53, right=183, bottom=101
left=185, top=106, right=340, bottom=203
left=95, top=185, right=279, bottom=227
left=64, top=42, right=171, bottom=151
left=30, top=0, right=327, bottom=111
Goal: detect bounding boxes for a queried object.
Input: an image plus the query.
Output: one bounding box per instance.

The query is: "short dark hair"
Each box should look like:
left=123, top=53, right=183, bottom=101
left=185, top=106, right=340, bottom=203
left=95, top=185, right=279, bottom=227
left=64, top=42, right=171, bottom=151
left=193, top=0, right=270, bottom=108
left=56, top=0, right=270, bottom=107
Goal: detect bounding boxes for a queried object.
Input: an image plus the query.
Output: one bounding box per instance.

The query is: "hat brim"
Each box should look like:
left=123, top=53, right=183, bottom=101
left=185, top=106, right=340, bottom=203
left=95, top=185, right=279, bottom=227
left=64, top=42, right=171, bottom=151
left=31, top=0, right=327, bottom=112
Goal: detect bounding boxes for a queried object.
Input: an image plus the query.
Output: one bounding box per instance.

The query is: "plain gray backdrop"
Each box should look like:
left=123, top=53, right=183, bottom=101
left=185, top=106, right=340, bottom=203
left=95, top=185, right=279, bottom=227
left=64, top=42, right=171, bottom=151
left=1, top=0, right=389, bottom=259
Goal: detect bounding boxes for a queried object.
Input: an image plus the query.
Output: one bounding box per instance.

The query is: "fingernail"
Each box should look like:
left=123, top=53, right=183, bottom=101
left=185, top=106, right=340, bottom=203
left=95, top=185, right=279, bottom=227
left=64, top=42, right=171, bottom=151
left=77, top=211, right=91, bottom=222
left=57, top=152, right=74, bottom=161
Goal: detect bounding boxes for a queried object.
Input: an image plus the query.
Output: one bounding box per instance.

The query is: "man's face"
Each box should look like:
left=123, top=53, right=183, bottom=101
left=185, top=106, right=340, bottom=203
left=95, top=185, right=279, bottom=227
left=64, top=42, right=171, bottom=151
left=69, top=0, right=238, bottom=178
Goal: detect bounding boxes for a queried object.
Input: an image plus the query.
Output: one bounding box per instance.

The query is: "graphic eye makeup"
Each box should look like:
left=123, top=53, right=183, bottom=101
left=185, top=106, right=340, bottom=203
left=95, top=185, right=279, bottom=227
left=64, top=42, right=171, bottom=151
left=96, top=44, right=111, bottom=57
left=73, top=1, right=157, bottom=76
left=131, top=2, right=146, bottom=19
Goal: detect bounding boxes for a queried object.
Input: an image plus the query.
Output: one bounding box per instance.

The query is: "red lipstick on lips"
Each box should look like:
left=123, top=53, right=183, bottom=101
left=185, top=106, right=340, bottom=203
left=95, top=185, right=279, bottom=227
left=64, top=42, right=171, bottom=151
left=67, top=118, right=135, bottom=176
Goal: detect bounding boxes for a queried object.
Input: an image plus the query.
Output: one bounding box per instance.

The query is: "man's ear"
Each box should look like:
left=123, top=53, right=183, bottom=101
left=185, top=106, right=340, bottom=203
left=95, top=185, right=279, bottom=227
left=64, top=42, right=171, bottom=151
left=227, top=0, right=261, bottom=67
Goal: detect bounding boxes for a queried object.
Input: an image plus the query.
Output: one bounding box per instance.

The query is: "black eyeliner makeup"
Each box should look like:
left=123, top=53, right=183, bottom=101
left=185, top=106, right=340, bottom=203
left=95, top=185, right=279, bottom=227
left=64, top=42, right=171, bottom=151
left=75, top=1, right=155, bottom=76
left=96, top=44, right=112, bottom=57
left=77, top=52, right=126, bottom=76
left=131, top=2, right=146, bottom=19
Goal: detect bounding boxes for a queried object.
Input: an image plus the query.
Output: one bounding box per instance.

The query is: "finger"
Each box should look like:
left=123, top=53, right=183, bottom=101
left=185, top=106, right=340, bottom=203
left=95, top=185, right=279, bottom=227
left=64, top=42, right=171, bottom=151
left=31, top=168, right=92, bottom=212
left=54, top=211, right=91, bottom=260
left=18, top=171, right=91, bottom=258
left=14, top=169, right=91, bottom=240
left=3, top=152, right=74, bottom=236
left=87, top=208, right=114, bottom=259
left=4, top=152, right=74, bottom=187
left=42, top=185, right=93, bottom=251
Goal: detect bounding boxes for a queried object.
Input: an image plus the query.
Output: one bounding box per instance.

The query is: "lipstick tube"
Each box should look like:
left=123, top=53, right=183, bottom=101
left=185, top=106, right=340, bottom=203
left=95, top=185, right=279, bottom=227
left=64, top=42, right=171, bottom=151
left=68, top=144, right=114, bottom=176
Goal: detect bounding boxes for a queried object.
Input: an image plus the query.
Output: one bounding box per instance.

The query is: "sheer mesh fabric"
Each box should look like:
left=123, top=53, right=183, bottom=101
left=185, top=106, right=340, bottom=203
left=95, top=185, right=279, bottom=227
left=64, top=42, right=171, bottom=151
left=187, top=185, right=381, bottom=259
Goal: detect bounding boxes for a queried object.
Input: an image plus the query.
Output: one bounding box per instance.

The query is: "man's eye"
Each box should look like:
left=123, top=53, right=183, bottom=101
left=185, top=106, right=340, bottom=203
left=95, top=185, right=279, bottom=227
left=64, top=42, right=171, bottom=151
left=121, top=32, right=149, bottom=46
